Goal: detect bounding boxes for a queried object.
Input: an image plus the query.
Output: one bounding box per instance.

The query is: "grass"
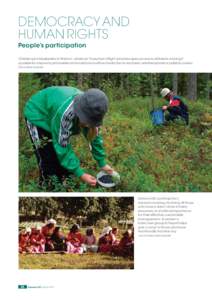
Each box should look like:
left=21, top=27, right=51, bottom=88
left=19, top=224, right=134, bottom=270
left=19, top=252, right=134, bottom=269
left=19, top=75, right=212, bottom=192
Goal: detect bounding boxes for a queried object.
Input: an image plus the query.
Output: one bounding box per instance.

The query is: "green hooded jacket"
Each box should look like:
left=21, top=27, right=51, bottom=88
left=24, top=86, right=106, bottom=177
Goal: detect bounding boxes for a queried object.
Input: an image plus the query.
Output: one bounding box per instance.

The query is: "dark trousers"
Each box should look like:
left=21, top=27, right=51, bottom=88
left=26, top=120, right=70, bottom=184
left=166, top=107, right=189, bottom=125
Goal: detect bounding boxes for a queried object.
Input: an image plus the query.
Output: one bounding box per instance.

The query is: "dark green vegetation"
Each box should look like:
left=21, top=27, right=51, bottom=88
left=19, top=73, right=212, bottom=192
left=19, top=197, right=134, bottom=225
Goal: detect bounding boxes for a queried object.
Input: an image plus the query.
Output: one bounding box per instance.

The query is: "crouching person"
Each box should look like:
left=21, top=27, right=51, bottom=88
left=160, top=88, right=189, bottom=125
left=24, top=86, right=115, bottom=188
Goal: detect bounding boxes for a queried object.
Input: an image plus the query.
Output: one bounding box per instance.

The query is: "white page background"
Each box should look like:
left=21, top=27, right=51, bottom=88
left=0, top=0, right=212, bottom=299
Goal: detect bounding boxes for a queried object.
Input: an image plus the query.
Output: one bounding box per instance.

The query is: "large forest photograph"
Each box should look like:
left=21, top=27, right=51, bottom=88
left=19, top=73, right=212, bottom=192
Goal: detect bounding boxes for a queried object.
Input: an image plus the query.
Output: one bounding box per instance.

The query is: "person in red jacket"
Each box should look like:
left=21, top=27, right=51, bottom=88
left=30, top=226, right=46, bottom=253
left=98, top=226, right=113, bottom=253
left=66, top=224, right=85, bottom=254
left=112, top=229, right=134, bottom=257
left=19, top=227, right=32, bottom=253
left=160, top=88, right=189, bottom=125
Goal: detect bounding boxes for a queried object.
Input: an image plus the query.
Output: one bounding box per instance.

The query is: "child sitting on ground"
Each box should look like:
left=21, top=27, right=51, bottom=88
left=41, top=219, right=56, bottom=251
left=83, top=228, right=98, bottom=252
left=30, top=226, right=46, bottom=253
left=112, top=229, right=134, bottom=257
left=66, top=224, right=85, bottom=254
left=109, top=227, right=119, bottom=245
left=51, top=226, right=66, bottom=251
left=98, top=226, right=113, bottom=253
left=19, top=227, right=32, bottom=253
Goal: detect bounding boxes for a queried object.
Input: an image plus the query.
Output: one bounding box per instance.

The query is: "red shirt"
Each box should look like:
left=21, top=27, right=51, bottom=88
left=119, top=236, right=133, bottom=248
left=30, top=233, right=46, bottom=245
left=41, top=225, right=54, bottom=237
left=19, top=233, right=30, bottom=248
left=67, top=232, right=84, bottom=245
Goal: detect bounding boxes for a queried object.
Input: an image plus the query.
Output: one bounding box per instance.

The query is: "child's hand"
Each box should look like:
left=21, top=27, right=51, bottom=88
left=162, top=105, right=168, bottom=110
left=80, top=173, right=97, bottom=186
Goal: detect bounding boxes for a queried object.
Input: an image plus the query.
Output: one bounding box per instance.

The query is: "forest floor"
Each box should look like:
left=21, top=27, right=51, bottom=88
left=19, top=252, right=134, bottom=269
left=19, top=78, right=212, bottom=192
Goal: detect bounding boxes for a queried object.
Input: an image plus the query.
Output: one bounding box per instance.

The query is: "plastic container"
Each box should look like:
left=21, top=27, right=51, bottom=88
left=150, top=108, right=165, bottom=125
left=96, top=170, right=120, bottom=188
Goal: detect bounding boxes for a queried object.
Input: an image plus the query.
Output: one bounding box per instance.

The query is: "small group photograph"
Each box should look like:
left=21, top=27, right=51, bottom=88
left=19, top=196, right=134, bottom=269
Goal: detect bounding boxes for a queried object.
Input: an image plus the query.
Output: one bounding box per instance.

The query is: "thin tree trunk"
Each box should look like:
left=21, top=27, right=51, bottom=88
left=150, top=73, right=157, bottom=110
left=77, top=73, right=83, bottom=88
left=172, top=73, right=178, bottom=94
left=150, top=74, right=154, bottom=110
left=187, top=73, right=197, bottom=100
left=205, top=73, right=210, bottom=100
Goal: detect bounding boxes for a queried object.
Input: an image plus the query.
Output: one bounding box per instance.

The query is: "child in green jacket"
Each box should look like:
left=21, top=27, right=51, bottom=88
left=24, top=86, right=114, bottom=187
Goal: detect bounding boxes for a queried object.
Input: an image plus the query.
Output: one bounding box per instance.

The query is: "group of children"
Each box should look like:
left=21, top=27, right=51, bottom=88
left=19, top=219, right=134, bottom=257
